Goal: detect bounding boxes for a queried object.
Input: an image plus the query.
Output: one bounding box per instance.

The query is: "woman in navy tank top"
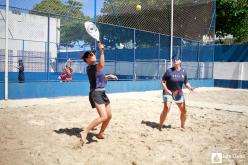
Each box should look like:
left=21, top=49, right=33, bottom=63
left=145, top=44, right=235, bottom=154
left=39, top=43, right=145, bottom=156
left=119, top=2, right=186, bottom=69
left=80, top=43, right=118, bottom=145
left=159, top=55, right=194, bottom=130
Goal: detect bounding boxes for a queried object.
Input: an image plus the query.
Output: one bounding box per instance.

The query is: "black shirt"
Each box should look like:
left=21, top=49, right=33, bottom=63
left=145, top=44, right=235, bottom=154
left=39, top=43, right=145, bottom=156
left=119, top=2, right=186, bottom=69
left=87, top=64, right=107, bottom=90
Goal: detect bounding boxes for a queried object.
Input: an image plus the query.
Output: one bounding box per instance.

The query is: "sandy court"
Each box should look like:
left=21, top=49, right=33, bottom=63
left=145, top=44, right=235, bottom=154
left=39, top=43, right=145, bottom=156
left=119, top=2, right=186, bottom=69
left=0, top=87, right=248, bottom=165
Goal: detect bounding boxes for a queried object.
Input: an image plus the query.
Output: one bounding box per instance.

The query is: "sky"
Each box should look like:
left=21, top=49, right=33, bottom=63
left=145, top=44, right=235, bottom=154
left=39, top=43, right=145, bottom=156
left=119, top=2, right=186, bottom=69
left=0, top=0, right=105, bottom=18
left=82, top=0, right=104, bottom=17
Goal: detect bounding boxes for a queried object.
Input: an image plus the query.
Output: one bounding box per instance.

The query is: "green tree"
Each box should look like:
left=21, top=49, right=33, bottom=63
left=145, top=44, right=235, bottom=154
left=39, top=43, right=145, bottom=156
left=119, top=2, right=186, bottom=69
left=32, top=0, right=91, bottom=47
left=32, top=0, right=68, bottom=16
left=216, top=0, right=248, bottom=43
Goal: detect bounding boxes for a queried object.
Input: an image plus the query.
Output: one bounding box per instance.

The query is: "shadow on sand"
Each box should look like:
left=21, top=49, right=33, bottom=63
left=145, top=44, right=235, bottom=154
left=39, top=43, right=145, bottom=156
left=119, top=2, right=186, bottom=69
left=54, top=128, right=98, bottom=144
left=141, top=120, right=172, bottom=130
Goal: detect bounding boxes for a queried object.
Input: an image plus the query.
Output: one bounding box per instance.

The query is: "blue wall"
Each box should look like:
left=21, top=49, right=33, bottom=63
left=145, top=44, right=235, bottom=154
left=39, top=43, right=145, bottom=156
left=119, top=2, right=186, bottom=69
left=0, top=72, right=88, bottom=82
left=214, top=44, right=248, bottom=89
left=0, top=79, right=214, bottom=99
left=214, top=44, right=248, bottom=62
left=214, top=79, right=248, bottom=89
left=5, top=81, right=89, bottom=99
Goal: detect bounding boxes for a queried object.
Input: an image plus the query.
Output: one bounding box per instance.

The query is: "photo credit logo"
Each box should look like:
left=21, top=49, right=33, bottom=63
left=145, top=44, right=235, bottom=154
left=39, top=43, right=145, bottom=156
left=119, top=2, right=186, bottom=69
left=211, top=151, right=246, bottom=164
left=211, top=153, right=222, bottom=164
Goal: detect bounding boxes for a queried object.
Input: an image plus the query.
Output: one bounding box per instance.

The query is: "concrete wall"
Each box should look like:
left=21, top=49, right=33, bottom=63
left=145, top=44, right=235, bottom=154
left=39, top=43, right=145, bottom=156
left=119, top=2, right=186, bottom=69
left=0, top=79, right=214, bottom=99
left=213, top=44, right=248, bottom=89
left=0, top=9, right=60, bottom=72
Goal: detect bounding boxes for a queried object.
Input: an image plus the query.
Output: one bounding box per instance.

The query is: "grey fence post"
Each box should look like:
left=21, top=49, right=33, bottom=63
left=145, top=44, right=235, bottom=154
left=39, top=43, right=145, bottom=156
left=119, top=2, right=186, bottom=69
left=180, top=38, right=183, bottom=57
left=45, top=42, right=47, bottom=72
left=158, top=33, right=161, bottom=79
left=133, top=28, right=136, bottom=80
left=197, top=42, right=200, bottom=79
left=212, top=45, right=215, bottom=80
left=22, top=40, right=24, bottom=60
left=4, top=0, right=9, bottom=100
left=238, top=62, right=244, bottom=89
left=115, top=50, right=117, bottom=75
left=47, top=13, right=50, bottom=81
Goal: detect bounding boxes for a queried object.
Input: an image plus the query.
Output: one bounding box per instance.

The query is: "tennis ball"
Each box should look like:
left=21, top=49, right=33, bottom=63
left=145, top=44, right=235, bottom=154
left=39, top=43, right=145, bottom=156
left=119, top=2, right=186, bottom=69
left=136, top=4, right=141, bottom=11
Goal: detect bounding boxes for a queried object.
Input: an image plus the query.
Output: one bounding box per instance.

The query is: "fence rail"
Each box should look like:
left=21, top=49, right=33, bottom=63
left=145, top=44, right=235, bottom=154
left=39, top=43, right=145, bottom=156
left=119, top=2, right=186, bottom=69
left=0, top=4, right=215, bottom=83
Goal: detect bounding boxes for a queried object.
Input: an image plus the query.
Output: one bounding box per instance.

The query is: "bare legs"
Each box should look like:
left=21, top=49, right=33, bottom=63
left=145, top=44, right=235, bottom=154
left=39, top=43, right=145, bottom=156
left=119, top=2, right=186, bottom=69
left=80, top=103, right=112, bottom=143
left=97, top=104, right=112, bottom=139
left=159, top=102, right=171, bottom=130
left=159, top=102, right=187, bottom=130
left=177, top=102, right=187, bottom=129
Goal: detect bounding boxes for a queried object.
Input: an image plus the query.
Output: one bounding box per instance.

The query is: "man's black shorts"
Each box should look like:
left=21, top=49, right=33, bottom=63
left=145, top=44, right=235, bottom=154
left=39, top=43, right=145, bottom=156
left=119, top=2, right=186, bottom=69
left=89, top=90, right=110, bottom=108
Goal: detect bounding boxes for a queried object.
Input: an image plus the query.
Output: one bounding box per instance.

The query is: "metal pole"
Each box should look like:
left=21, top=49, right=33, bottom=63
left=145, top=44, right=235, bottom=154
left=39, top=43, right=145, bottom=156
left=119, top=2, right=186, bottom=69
left=197, top=42, right=200, bottom=79
left=115, top=52, right=117, bottom=75
left=94, top=0, right=97, bottom=23
left=158, top=34, right=161, bottom=78
left=180, top=38, right=183, bottom=57
left=170, top=0, right=174, bottom=67
left=94, top=0, right=97, bottom=50
left=210, top=0, right=216, bottom=79
left=133, top=29, right=136, bottom=80
left=47, top=13, right=50, bottom=81
left=239, top=62, right=244, bottom=89
left=212, top=0, right=216, bottom=80
left=22, top=40, right=24, bottom=59
left=5, top=0, right=9, bottom=100
left=213, top=0, right=216, bottom=41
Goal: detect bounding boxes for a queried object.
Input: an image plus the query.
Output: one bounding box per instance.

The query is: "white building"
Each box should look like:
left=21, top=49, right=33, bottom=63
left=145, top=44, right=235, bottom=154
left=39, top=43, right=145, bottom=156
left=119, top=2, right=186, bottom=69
left=0, top=9, right=60, bottom=72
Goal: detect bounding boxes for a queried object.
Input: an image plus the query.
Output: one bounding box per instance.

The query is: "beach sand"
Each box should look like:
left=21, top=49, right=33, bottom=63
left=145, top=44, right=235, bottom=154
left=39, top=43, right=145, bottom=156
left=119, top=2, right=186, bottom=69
left=0, top=87, right=248, bottom=165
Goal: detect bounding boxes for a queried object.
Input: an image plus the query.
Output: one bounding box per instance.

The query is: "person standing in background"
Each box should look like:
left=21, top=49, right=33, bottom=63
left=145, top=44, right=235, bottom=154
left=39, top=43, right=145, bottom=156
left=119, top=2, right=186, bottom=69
left=17, top=59, right=24, bottom=83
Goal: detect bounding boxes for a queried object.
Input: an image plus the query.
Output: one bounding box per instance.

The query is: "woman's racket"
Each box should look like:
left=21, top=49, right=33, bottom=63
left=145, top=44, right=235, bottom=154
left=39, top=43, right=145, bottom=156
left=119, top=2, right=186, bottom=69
left=172, top=90, right=183, bottom=101
left=84, top=21, right=100, bottom=43
left=172, top=87, right=195, bottom=101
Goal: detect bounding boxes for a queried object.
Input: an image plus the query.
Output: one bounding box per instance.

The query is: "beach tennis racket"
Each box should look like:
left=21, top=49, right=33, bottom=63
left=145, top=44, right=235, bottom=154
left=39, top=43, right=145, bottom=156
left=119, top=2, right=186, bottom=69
left=172, top=87, right=196, bottom=100
left=172, top=90, right=183, bottom=101
left=172, top=83, right=183, bottom=101
left=84, top=21, right=100, bottom=43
